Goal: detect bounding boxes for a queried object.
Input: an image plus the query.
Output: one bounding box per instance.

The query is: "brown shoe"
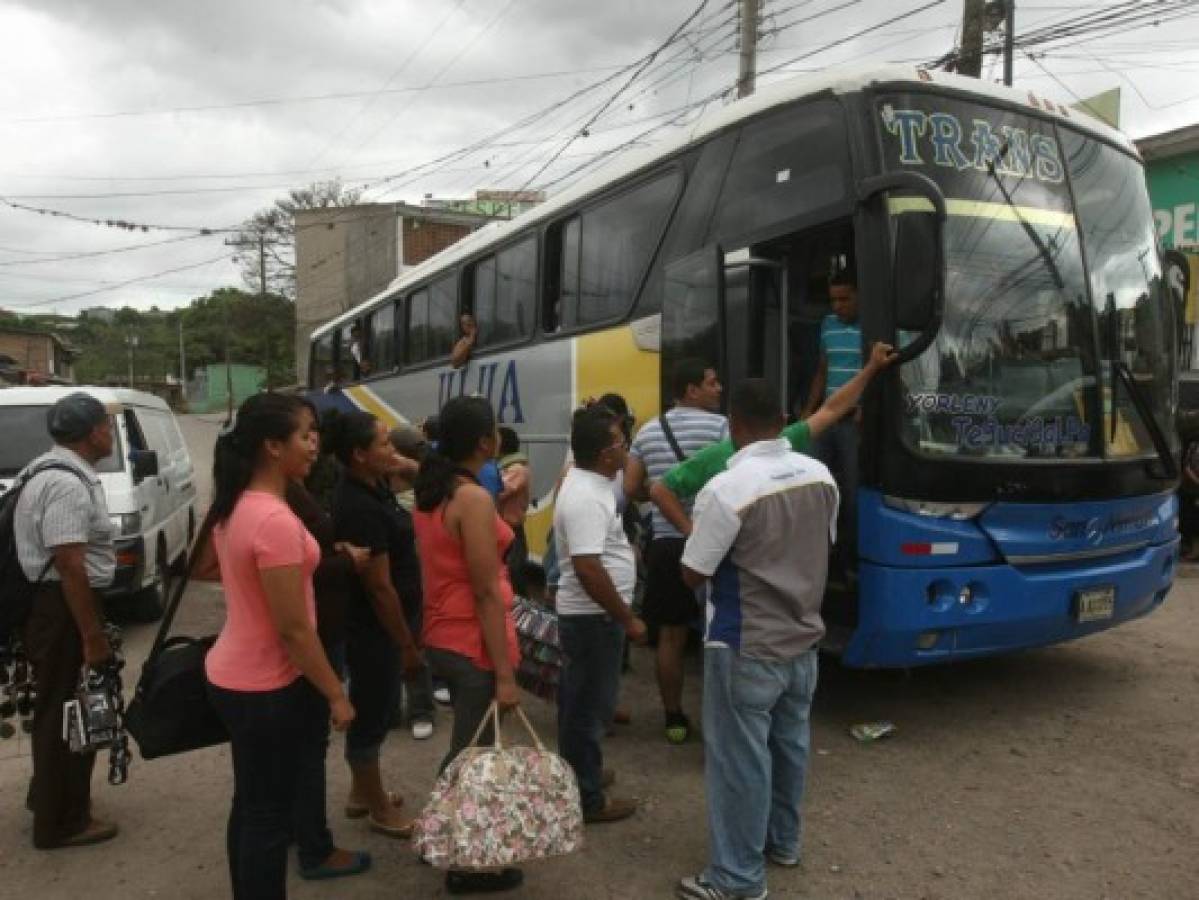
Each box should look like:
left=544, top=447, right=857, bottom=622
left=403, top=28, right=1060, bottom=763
left=55, top=819, right=119, bottom=849
left=612, top=707, right=631, bottom=725
left=601, top=768, right=615, bottom=789
left=584, top=797, right=636, bottom=824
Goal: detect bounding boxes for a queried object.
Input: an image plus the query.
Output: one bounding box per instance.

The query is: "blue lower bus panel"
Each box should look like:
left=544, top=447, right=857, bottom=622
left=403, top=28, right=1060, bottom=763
left=844, top=489, right=1179, bottom=667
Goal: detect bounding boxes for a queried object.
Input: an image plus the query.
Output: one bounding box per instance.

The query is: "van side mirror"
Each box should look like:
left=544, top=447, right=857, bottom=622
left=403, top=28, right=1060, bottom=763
left=893, top=211, right=939, bottom=331
left=131, top=449, right=159, bottom=482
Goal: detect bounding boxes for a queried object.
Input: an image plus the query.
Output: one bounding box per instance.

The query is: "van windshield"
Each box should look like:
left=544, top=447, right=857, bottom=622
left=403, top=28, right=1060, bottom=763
left=0, top=407, right=124, bottom=477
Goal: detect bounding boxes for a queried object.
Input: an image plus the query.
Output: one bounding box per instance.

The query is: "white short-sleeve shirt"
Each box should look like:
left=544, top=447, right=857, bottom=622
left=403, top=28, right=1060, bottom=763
left=553, top=466, right=636, bottom=616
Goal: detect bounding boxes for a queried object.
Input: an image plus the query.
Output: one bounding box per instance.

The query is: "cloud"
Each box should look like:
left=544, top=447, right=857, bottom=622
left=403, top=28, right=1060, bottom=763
left=0, top=0, right=1196, bottom=315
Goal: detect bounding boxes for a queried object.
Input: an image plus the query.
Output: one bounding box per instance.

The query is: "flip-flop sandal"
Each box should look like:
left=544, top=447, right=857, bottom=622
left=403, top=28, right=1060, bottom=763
left=58, top=820, right=119, bottom=848
left=344, top=791, right=404, bottom=819
left=299, top=850, right=372, bottom=881
left=368, top=815, right=415, bottom=839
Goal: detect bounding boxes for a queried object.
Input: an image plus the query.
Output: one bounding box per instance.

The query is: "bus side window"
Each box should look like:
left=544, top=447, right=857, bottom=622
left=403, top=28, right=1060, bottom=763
left=310, top=333, right=335, bottom=389
left=494, top=236, right=536, bottom=344
left=407, top=289, right=430, bottom=363
left=368, top=303, right=396, bottom=373
left=429, top=273, right=457, bottom=358
left=712, top=100, right=849, bottom=245
left=473, top=256, right=497, bottom=346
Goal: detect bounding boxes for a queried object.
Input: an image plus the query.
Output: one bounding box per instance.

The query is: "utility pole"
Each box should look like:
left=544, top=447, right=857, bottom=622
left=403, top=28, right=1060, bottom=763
left=1003, top=0, right=1015, bottom=87
left=258, top=231, right=271, bottom=387
left=957, top=0, right=986, bottom=78
left=178, top=313, right=186, bottom=387
left=126, top=333, right=138, bottom=388
left=736, top=0, right=760, bottom=99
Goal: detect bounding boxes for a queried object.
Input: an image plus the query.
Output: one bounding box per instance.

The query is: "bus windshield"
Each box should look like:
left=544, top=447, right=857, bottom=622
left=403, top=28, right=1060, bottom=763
left=877, top=94, right=1172, bottom=462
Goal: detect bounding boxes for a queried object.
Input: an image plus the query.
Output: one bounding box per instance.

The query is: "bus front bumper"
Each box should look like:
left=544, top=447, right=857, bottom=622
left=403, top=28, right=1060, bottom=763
left=844, top=538, right=1180, bottom=668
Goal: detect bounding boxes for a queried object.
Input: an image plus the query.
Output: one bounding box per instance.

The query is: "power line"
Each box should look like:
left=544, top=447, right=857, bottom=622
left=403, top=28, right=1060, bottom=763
left=0, top=232, right=220, bottom=267
left=2, top=252, right=235, bottom=310
left=307, top=0, right=469, bottom=169
left=0, top=64, right=628, bottom=126
left=0, top=196, right=237, bottom=234
left=515, top=0, right=715, bottom=195
left=758, top=0, right=949, bottom=78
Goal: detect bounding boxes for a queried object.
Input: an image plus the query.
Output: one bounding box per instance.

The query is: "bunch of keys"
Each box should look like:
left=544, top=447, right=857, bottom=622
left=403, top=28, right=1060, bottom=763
left=0, top=641, right=35, bottom=740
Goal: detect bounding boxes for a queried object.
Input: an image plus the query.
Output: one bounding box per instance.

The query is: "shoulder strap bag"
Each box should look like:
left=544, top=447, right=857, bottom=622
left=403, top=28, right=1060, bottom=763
left=124, top=520, right=228, bottom=759
left=658, top=411, right=688, bottom=464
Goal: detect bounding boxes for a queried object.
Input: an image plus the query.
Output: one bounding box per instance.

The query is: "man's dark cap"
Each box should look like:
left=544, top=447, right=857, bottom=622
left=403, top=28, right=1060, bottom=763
left=47, top=392, right=108, bottom=443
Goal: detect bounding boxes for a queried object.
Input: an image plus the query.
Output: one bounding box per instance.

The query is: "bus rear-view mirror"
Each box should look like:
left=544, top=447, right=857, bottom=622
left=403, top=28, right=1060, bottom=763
left=893, top=211, right=938, bottom=332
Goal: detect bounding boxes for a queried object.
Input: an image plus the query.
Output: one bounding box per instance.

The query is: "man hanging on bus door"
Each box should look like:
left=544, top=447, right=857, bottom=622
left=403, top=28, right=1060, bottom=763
left=800, top=267, right=862, bottom=581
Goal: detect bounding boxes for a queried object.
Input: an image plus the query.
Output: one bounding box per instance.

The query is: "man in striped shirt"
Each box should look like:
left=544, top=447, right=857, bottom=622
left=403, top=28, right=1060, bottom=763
left=801, top=270, right=862, bottom=577
left=625, top=358, right=727, bottom=745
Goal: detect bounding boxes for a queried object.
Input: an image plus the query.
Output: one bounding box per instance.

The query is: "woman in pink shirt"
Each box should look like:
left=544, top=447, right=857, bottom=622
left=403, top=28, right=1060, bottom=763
left=203, top=393, right=366, bottom=898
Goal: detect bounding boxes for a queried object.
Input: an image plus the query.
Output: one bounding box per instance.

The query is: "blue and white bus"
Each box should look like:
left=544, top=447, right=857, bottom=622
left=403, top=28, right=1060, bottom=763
left=309, top=65, right=1179, bottom=667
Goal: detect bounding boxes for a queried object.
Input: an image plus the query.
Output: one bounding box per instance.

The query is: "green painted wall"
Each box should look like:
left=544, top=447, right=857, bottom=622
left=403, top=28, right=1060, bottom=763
left=1146, top=151, right=1199, bottom=249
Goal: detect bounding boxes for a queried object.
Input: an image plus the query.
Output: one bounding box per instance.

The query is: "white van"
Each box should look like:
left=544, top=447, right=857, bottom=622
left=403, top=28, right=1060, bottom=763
left=0, top=386, right=197, bottom=621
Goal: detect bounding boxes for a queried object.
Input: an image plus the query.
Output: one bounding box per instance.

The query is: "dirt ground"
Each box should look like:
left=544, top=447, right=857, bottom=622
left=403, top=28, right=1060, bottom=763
left=1, top=415, right=1196, bottom=899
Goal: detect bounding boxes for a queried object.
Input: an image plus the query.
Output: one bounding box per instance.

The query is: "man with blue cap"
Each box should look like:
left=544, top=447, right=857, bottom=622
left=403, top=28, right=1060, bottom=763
left=14, top=392, right=119, bottom=849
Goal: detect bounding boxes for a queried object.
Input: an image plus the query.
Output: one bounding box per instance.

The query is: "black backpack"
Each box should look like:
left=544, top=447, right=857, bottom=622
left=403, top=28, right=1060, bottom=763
left=0, top=462, right=89, bottom=647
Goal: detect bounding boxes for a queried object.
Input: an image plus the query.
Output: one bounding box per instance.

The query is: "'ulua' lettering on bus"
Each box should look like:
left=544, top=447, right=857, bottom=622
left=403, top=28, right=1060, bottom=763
left=435, top=359, right=525, bottom=424
left=880, top=104, right=1064, bottom=185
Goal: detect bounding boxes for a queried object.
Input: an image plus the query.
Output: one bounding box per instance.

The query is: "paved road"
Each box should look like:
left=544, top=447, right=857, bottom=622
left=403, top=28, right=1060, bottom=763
left=1, top=415, right=1196, bottom=898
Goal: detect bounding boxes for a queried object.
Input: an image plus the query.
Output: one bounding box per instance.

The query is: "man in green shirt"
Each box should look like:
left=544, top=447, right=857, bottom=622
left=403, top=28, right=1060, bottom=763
left=649, top=342, right=897, bottom=533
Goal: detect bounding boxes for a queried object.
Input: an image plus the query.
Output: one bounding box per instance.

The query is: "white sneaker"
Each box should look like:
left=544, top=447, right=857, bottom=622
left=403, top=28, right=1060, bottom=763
left=411, top=719, right=434, bottom=740
left=433, top=687, right=452, bottom=706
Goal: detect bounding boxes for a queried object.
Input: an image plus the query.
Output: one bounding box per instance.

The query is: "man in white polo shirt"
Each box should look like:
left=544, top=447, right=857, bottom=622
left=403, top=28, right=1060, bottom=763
left=554, top=404, right=647, bottom=824
left=675, top=379, right=838, bottom=900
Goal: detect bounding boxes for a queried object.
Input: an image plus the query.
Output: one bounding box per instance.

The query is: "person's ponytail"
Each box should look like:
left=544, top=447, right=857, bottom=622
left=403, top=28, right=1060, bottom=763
left=414, top=449, right=459, bottom=511
left=207, top=392, right=306, bottom=524
left=414, top=396, right=496, bottom=512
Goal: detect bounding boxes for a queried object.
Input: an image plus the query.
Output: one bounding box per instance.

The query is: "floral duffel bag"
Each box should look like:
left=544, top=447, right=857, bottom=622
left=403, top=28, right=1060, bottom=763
left=413, top=702, right=583, bottom=869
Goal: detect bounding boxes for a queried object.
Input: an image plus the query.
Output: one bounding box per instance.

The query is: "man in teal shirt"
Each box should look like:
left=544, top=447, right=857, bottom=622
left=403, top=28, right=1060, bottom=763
left=650, top=341, right=895, bottom=533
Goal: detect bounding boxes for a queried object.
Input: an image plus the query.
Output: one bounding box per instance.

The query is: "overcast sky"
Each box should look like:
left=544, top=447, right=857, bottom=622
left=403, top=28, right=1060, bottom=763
left=1, top=0, right=1197, bottom=316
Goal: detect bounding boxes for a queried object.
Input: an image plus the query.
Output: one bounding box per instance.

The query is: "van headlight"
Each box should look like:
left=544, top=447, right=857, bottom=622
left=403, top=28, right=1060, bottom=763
left=109, top=512, right=142, bottom=536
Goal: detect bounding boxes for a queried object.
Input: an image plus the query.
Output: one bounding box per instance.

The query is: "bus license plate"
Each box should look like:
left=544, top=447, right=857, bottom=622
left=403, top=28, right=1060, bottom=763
left=1074, top=586, right=1115, bottom=623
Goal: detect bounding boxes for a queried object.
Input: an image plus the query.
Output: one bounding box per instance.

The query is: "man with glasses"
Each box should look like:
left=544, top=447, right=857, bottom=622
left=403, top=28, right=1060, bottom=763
left=553, top=405, right=647, bottom=824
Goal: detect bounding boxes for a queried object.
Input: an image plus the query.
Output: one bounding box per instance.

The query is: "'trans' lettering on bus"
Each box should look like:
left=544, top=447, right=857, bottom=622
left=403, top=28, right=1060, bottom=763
left=950, top=415, right=1090, bottom=451
left=880, top=104, right=1064, bottom=184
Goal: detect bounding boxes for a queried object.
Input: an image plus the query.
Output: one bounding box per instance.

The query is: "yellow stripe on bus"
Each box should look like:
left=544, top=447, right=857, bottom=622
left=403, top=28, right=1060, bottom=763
left=344, top=384, right=406, bottom=427
left=888, top=196, right=1077, bottom=229
left=574, top=325, right=662, bottom=432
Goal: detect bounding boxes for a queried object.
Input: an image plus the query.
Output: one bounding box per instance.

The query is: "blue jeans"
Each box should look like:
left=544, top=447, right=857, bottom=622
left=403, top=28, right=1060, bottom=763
left=345, top=617, right=400, bottom=764
left=702, top=647, right=818, bottom=897
left=207, top=677, right=333, bottom=900
left=427, top=647, right=496, bottom=775
left=557, top=614, right=625, bottom=815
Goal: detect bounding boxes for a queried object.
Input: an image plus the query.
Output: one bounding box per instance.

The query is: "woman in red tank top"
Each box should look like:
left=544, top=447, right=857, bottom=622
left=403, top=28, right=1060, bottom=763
left=412, top=396, right=523, bottom=896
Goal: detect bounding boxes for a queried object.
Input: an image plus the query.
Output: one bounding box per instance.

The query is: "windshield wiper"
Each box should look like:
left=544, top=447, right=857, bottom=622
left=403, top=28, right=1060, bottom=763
left=1110, top=359, right=1177, bottom=478
left=985, top=158, right=1065, bottom=291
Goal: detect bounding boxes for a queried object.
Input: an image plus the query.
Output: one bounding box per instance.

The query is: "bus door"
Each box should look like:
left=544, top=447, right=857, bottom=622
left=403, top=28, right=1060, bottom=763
left=660, top=245, right=788, bottom=414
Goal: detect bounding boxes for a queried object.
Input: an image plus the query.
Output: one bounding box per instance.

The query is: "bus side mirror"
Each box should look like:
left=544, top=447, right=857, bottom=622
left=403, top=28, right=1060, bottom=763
left=131, top=449, right=159, bottom=482
left=893, top=211, right=940, bottom=331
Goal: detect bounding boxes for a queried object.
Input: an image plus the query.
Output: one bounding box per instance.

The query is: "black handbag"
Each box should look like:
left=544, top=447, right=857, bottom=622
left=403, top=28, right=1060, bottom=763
left=125, top=529, right=228, bottom=759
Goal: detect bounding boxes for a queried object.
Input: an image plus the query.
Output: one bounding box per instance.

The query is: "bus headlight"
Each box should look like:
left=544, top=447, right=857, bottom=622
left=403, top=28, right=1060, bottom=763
left=884, top=496, right=990, bottom=520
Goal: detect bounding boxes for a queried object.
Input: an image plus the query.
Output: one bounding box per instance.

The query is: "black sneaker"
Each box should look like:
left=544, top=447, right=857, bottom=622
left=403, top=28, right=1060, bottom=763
left=445, top=868, right=524, bottom=894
